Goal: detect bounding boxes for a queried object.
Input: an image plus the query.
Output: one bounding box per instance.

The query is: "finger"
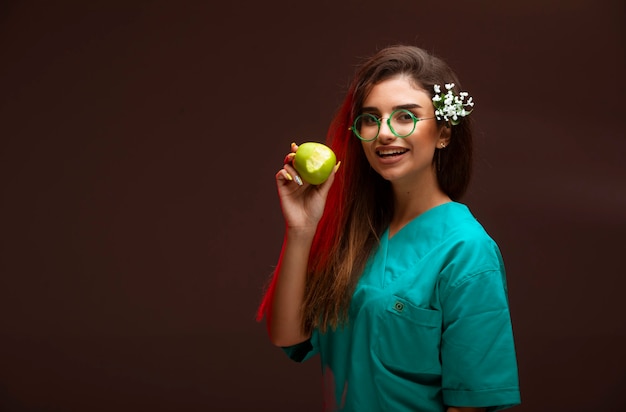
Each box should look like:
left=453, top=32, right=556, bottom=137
left=283, top=152, right=296, bottom=165
left=290, top=142, right=299, bottom=153
left=275, top=165, right=299, bottom=187
left=317, top=161, right=341, bottom=195
left=276, top=168, right=293, bottom=183
left=283, top=163, right=303, bottom=186
left=333, top=161, right=342, bottom=174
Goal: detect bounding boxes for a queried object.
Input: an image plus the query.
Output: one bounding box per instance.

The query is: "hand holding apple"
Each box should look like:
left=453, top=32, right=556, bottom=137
left=291, top=142, right=337, bottom=185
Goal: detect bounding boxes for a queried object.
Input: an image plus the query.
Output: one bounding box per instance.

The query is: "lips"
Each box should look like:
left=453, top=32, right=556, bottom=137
left=376, top=147, right=409, bottom=158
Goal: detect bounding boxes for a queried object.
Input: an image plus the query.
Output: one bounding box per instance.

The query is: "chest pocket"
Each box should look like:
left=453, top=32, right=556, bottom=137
left=373, top=295, right=442, bottom=377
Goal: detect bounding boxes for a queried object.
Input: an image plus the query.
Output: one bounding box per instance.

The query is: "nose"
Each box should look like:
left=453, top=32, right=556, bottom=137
left=377, top=118, right=397, bottom=143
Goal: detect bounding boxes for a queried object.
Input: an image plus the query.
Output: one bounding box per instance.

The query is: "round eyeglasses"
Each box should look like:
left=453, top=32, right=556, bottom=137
left=350, top=109, right=435, bottom=142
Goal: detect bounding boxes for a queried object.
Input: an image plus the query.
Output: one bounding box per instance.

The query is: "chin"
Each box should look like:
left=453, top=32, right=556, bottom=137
left=377, top=170, right=404, bottom=182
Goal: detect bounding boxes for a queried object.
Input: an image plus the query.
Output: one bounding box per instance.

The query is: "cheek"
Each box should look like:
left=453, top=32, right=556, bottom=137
left=415, top=126, right=443, bottom=145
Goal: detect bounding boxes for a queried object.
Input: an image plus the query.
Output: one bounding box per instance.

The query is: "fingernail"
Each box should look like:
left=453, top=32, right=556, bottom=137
left=334, top=161, right=342, bottom=173
left=294, top=174, right=303, bottom=186
left=284, top=172, right=293, bottom=181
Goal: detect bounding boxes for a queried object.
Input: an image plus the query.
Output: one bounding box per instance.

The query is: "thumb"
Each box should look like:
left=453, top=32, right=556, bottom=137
left=317, top=161, right=341, bottom=197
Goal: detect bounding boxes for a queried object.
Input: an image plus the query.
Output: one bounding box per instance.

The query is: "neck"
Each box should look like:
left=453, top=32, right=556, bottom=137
left=389, top=170, right=451, bottom=237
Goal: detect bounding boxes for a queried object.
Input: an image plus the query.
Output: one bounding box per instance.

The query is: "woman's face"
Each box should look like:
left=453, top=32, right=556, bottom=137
left=359, top=75, right=449, bottom=186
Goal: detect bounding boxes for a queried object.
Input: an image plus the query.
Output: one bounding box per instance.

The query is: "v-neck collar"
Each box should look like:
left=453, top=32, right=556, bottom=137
left=387, top=201, right=458, bottom=241
left=365, top=202, right=468, bottom=289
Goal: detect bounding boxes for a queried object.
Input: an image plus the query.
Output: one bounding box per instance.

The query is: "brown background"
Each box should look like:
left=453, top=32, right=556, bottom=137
left=1, top=0, right=625, bottom=411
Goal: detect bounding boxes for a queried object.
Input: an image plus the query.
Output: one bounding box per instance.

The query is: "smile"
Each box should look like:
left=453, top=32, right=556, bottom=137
left=376, top=148, right=409, bottom=158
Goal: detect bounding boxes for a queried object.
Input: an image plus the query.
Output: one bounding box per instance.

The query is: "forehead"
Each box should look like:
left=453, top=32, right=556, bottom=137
left=363, top=75, right=431, bottom=107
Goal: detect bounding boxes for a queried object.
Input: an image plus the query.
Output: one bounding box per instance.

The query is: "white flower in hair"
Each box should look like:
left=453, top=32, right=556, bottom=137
left=432, top=83, right=474, bottom=125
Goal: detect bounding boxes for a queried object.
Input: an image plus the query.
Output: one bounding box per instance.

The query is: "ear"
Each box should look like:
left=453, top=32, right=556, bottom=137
left=437, top=123, right=451, bottom=147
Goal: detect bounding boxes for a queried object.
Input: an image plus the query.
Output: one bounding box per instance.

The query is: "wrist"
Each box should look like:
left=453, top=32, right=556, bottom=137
left=285, top=225, right=317, bottom=239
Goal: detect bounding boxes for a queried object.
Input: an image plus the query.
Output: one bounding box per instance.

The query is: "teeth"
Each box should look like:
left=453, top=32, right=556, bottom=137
left=377, top=149, right=408, bottom=156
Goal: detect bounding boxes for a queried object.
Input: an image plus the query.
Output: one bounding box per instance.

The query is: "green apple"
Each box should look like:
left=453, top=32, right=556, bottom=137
left=292, top=142, right=337, bottom=185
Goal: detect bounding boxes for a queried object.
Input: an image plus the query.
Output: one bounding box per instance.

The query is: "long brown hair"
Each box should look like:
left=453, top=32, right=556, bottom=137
left=258, top=45, right=473, bottom=334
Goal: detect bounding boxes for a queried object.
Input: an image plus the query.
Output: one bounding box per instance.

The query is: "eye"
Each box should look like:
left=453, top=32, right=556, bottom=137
left=360, top=113, right=380, bottom=126
left=393, top=109, right=417, bottom=123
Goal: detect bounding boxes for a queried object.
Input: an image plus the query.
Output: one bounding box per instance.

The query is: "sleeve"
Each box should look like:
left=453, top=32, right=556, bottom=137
left=281, top=328, right=320, bottom=363
left=440, top=265, right=521, bottom=411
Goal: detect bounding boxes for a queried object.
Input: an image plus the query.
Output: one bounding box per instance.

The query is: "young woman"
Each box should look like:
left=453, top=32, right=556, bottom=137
left=257, top=45, right=521, bottom=412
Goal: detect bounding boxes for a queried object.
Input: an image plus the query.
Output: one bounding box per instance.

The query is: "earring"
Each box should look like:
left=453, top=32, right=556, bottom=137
left=437, top=142, right=446, bottom=171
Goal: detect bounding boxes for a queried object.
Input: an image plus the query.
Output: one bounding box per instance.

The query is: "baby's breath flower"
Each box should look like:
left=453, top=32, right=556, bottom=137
left=432, top=83, right=474, bottom=125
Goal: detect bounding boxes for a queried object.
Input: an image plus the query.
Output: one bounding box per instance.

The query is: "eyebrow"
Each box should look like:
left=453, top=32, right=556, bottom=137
left=361, top=103, right=422, bottom=113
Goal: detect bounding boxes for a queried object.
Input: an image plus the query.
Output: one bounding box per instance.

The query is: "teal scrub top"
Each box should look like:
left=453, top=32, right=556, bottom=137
left=283, top=202, right=521, bottom=411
